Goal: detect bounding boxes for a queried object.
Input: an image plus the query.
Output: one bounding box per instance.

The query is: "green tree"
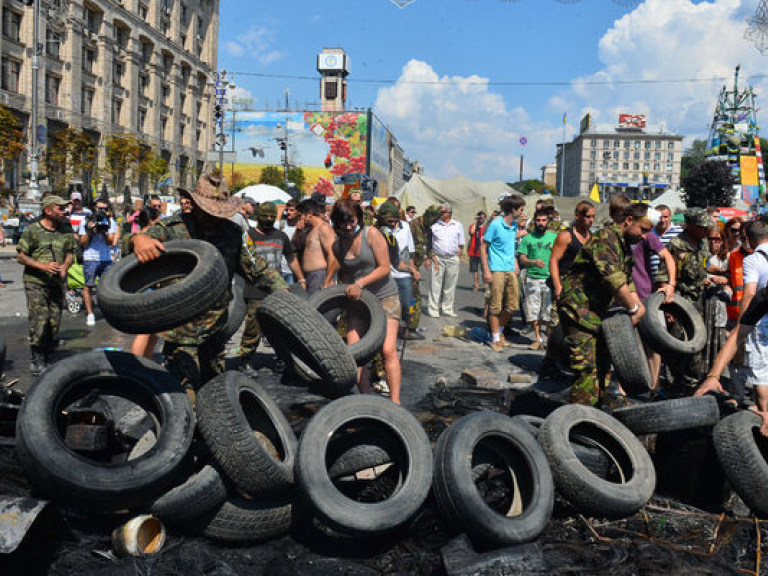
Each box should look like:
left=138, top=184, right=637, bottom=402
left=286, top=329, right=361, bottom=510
left=681, top=139, right=709, bottom=182
left=137, top=148, right=168, bottom=191
left=103, top=134, right=141, bottom=192
left=682, top=160, right=735, bottom=208
left=45, top=127, right=98, bottom=195
left=286, top=166, right=305, bottom=190
left=507, top=179, right=549, bottom=195
left=0, top=104, right=24, bottom=164
left=259, top=165, right=284, bottom=188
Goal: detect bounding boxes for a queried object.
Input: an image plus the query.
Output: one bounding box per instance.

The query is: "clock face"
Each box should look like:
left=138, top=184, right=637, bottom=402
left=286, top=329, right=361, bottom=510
left=325, top=55, right=337, bottom=67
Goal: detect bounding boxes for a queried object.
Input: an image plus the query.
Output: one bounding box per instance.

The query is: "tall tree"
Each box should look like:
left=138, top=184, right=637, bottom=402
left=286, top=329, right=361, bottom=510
left=681, top=139, right=709, bottom=182
left=286, top=166, right=305, bottom=190
left=682, top=160, right=735, bottom=208
left=259, top=165, right=284, bottom=188
left=103, top=134, right=141, bottom=192
left=0, top=104, right=24, bottom=164
left=45, top=127, right=98, bottom=195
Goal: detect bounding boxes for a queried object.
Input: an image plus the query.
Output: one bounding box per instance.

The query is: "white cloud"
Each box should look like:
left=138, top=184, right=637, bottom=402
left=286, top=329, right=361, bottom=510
left=224, top=26, right=285, bottom=66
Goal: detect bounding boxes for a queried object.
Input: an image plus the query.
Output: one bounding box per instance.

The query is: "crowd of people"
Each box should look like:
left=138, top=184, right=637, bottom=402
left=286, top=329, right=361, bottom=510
left=12, top=175, right=768, bottom=422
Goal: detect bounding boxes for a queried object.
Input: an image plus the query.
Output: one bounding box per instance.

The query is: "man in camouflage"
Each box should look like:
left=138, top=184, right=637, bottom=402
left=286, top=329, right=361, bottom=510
left=17, top=195, right=77, bottom=374
left=656, top=207, right=710, bottom=390
left=131, top=173, right=287, bottom=393
left=408, top=205, right=440, bottom=331
left=558, top=202, right=652, bottom=406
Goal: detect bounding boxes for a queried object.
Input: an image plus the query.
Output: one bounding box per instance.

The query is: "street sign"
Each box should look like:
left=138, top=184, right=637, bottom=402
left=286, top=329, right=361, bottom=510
left=18, top=201, right=42, bottom=219
left=206, top=151, right=237, bottom=163
left=519, top=136, right=528, bottom=146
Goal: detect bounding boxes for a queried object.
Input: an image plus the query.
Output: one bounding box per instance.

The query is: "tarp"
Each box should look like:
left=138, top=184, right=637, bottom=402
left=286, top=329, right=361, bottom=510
left=649, top=189, right=686, bottom=212
left=519, top=192, right=612, bottom=226
left=235, top=185, right=292, bottom=204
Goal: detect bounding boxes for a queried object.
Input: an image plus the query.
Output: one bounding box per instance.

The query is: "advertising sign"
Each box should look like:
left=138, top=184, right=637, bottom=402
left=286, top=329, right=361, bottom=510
left=618, top=114, right=646, bottom=129
left=368, top=113, right=390, bottom=199
left=740, top=155, right=759, bottom=186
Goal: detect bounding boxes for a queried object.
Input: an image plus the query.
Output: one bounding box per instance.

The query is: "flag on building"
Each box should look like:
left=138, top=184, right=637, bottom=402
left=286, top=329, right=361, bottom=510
left=563, top=113, right=567, bottom=125
left=589, top=182, right=601, bottom=203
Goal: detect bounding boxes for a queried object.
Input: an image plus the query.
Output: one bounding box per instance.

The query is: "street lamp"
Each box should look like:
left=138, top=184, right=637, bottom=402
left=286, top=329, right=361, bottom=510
left=275, top=122, right=289, bottom=183
left=24, top=0, right=41, bottom=200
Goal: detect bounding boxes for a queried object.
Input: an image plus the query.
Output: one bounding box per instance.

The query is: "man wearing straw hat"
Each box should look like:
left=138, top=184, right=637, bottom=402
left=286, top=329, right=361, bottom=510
left=131, top=173, right=287, bottom=393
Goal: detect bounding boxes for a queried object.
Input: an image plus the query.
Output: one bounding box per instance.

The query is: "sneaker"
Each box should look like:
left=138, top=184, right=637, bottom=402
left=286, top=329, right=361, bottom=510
left=86, top=314, right=96, bottom=326
left=443, top=311, right=458, bottom=318
left=529, top=340, right=543, bottom=351
left=372, top=380, right=390, bottom=397
left=490, top=341, right=504, bottom=353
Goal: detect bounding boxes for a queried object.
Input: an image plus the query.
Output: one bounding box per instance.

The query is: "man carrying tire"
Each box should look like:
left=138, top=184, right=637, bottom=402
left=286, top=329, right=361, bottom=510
left=131, top=173, right=287, bottom=394
left=558, top=202, right=651, bottom=407
left=17, top=195, right=77, bottom=374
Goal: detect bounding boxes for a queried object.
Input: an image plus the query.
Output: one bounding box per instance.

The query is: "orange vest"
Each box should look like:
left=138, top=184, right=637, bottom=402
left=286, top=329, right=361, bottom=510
left=727, top=249, right=746, bottom=321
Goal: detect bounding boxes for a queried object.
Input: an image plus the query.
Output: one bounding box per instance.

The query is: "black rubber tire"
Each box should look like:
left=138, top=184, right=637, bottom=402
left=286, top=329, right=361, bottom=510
left=538, top=404, right=656, bottom=519
left=148, top=464, right=227, bottom=525
left=326, top=426, right=401, bottom=479
left=612, top=396, right=720, bottom=435
left=433, top=412, right=554, bottom=547
left=223, top=274, right=246, bottom=340
left=601, top=311, right=653, bottom=396
left=296, top=395, right=433, bottom=535
left=307, top=286, right=387, bottom=366
left=189, top=494, right=293, bottom=543
left=195, top=371, right=297, bottom=497
left=257, top=290, right=358, bottom=398
left=713, top=411, right=768, bottom=518
left=98, top=239, right=229, bottom=334
left=15, top=350, right=195, bottom=511
left=639, top=292, right=707, bottom=356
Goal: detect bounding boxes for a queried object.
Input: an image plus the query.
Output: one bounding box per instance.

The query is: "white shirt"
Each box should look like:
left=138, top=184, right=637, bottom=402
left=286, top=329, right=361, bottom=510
left=391, top=220, right=415, bottom=279
left=431, top=218, right=465, bottom=257
left=744, top=243, right=768, bottom=328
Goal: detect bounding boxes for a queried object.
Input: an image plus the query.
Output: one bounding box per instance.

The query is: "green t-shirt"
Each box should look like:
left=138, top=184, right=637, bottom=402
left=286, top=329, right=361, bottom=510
left=17, top=221, right=77, bottom=287
left=518, top=230, right=557, bottom=279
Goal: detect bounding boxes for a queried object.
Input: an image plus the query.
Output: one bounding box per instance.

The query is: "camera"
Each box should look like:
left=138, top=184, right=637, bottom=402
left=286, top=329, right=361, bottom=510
left=91, top=210, right=110, bottom=231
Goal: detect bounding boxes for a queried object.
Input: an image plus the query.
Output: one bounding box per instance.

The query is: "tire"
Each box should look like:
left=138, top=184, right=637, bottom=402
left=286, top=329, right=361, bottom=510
left=713, top=411, right=768, bottom=518
left=307, top=286, right=387, bottom=366
left=538, top=404, right=656, bottom=519
left=98, top=239, right=229, bottom=334
left=326, top=426, right=401, bottom=479
left=189, top=495, right=293, bottom=543
left=433, top=412, right=554, bottom=547
left=148, top=464, right=227, bottom=525
left=223, top=274, right=246, bottom=340
left=639, top=293, right=707, bottom=356
left=15, top=350, right=195, bottom=511
left=601, top=311, right=652, bottom=396
left=195, top=371, right=297, bottom=497
left=612, top=396, right=720, bottom=435
left=257, top=291, right=358, bottom=398
left=296, top=395, right=433, bottom=535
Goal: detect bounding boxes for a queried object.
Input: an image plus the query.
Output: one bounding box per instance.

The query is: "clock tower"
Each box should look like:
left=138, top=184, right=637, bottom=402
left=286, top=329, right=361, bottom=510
left=317, top=48, right=350, bottom=112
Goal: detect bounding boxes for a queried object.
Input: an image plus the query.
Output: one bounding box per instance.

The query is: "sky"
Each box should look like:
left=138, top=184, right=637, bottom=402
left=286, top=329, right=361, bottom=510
left=217, top=0, right=768, bottom=184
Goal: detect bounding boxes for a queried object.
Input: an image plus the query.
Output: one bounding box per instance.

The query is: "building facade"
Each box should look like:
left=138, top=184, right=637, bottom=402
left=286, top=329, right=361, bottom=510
left=556, top=114, right=684, bottom=199
left=0, top=0, right=218, bottom=196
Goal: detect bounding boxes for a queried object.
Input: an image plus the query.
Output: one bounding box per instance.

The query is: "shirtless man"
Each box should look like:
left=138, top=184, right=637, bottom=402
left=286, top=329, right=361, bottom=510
left=296, top=199, right=335, bottom=295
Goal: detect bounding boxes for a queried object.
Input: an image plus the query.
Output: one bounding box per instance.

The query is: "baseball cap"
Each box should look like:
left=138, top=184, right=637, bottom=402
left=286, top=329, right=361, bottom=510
left=684, top=208, right=710, bottom=228
left=42, top=195, right=69, bottom=210
left=69, top=191, right=82, bottom=201
left=258, top=201, right=278, bottom=218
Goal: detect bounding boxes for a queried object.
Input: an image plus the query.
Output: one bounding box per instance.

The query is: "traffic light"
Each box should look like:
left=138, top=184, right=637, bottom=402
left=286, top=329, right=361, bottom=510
left=279, top=141, right=287, bottom=151
left=214, top=104, right=223, bottom=120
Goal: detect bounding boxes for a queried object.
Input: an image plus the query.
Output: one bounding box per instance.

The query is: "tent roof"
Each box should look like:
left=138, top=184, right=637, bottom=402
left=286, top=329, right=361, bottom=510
left=235, top=184, right=292, bottom=204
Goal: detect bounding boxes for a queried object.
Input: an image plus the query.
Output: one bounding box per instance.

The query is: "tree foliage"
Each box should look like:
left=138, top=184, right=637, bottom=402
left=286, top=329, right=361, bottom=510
left=45, top=127, right=98, bottom=194
left=681, top=160, right=735, bottom=208
left=681, top=139, right=709, bottom=182
left=104, top=134, right=141, bottom=191
left=508, top=179, right=550, bottom=195
left=286, top=167, right=306, bottom=190
left=0, top=104, right=24, bottom=164
left=259, top=165, right=284, bottom=188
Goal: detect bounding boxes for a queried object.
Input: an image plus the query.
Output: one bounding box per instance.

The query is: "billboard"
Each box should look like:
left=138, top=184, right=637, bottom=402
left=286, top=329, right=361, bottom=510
left=368, top=113, right=390, bottom=198
left=618, top=114, right=646, bottom=129
left=230, top=110, right=368, bottom=195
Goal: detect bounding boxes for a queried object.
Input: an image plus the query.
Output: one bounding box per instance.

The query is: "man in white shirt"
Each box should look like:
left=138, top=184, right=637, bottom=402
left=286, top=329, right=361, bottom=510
left=78, top=197, right=116, bottom=326
left=427, top=203, right=465, bottom=318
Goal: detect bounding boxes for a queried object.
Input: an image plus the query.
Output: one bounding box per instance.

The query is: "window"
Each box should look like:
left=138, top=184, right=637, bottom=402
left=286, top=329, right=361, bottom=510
left=138, top=108, right=146, bottom=132
left=614, top=139, right=620, bottom=148
left=655, top=141, right=661, bottom=149
left=623, top=151, right=629, bottom=159
left=644, top=152, right=650, bottom=160
left=112, top=98, right=122, bottom=124
left=180, top=33, right=186, bottom=48
left=645, top=141, right=652, bottom=149
left=161, top=116, right=168, bottom=139
left=180, top=93, right=186, bottom=111
left=161, top=84, right=170, bottom=105
left=624, top=140, right=630, bottom=149
left=668, top=141, right=675, bottom=149
left=590, top=150, right=597, bottom=160
left=45, top=74, right=60, bottom=105
left=633, top=152, right=640, bottom=160
left=612, top=162, right=619, bottom=170
left=2, top=9, right=21, bottom=42
left=653, top=173, right=659, bottom=181
left=590, top=139, right=597, bottom=148
left=81, top=87, right=94, bottom=116
left=163, top=54, right=173, bottom=75
left=181, top=4, right=188, bottom=24
left=589, top=161, right=596, bottom=170
left=85, top=8, right=99, bottom=34
left=653, top=163, right=660, bottom=171
left=589, top=172, right=595, bottom=181
left=666, top=163, right=673, bottom=172
left=113, top=61, right=124, bottom=87
left=82, top=48, right=97, bottom=74
left=668, top=153, right=674, bottom=161
left=115, top=25, right=128, bottom=48
left=654, top=152, right=661, bottom=160
left=643, top=163, right=650, bottom=171
left=140, top=42, right=152, bottom=64
left=138, top=3, right=148, bottom=21
left=46, top=29, right=60, bottom=58
left=623, top=162, right=629, bottom=170
left=633, top=163, right=639, bottom=170
left=196, top=129, right=201, bottom=144
left=1, top=57, right=20, bottom=92
left=667, top=175, right=673, bottom=183
left=603, top=140, right=610, bottom=148
left=179, top=122, right=185, bottom=140
left=139, top=74, right=149, bottom=96
left=634, top=141, right=641, bottom=149
left=613, top=151, right=619, bottom=159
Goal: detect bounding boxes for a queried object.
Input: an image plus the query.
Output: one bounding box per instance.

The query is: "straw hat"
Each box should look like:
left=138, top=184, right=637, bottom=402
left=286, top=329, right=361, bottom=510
left=187, top=173, right=237, bottom=219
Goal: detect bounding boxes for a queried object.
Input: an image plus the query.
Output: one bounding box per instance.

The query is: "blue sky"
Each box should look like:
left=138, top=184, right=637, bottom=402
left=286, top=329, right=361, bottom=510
left=218, top=0, right=766, bottom=183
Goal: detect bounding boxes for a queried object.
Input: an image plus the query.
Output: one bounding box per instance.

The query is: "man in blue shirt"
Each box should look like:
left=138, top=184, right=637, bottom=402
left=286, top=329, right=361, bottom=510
left=481, top=194, right=526, bottom=352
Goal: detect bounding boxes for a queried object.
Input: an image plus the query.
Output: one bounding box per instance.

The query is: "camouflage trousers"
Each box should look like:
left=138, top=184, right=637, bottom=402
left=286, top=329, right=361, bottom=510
left=561, top=316, right=611, bottom=406
left=408, top=275, right=422, bottom=331
left=239, top=298, right=262, bottom=357
left=163, top=331, right=226, bottom=391
left=25, top=281, right=63, bottom=351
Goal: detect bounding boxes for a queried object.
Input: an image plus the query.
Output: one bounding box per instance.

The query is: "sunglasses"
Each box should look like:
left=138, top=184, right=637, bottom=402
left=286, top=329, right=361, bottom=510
left=709, top=237, right=722, bottom=242
left=729, top=227, right=741, bottom=233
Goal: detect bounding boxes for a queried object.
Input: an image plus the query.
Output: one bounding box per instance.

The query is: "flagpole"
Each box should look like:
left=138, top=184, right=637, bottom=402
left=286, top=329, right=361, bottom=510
left=560, top=114, right=567, bottom=196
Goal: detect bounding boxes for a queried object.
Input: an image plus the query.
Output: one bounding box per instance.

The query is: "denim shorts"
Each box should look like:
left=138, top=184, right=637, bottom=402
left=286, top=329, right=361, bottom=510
left=83, top=260, right=112, bottom=287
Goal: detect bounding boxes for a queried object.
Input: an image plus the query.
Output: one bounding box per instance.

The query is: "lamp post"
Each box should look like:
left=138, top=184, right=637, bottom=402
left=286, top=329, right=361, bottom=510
left=25, top=0, right=41, bottom=200
left=213, top=70, right=234, bottom=177
left=601, top=150, right=611, bottom=203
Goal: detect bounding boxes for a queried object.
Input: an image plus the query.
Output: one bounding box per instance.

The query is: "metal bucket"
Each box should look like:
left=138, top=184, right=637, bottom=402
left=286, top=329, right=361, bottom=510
left=111, top=515, right=166, bottom=557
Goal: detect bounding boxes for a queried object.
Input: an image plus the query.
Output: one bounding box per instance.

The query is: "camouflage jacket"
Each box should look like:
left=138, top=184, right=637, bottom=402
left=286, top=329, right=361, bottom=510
left=409, top=216, right=434, bottom=267
left=17, top=221, right=77, bottom=288
left=658, top=231, right=707, bottom=302
left=559, top=223, right=635, bottom=333
left=143, top=212, right=287, bottom=345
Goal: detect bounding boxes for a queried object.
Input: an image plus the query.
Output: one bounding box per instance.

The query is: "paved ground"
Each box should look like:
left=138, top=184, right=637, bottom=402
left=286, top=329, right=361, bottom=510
left=0, top=245, right=571, bottom=409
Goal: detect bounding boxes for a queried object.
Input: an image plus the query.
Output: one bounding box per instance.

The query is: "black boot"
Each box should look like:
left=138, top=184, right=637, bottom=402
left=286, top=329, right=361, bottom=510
left=29, top=348, right=46, bottom=376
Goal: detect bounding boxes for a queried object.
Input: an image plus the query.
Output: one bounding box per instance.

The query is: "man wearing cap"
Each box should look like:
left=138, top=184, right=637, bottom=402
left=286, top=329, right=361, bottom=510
left=657, top=207, right=711, bottom=391
left=558, top=203, right=651, bottom=407
left=131, top=173, right=287, bottom=392
left=428, top=203, right=465, bottom=318
left=16, top=195, right=77, bottom=374
left=238, top=201, right=304, bottom=375
left=67, top=191, right=91, bottom=239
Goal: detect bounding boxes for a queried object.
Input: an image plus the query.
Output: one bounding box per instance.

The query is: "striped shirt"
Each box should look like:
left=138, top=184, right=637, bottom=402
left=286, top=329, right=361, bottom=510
left=649, top=224, right=682, bottom=277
